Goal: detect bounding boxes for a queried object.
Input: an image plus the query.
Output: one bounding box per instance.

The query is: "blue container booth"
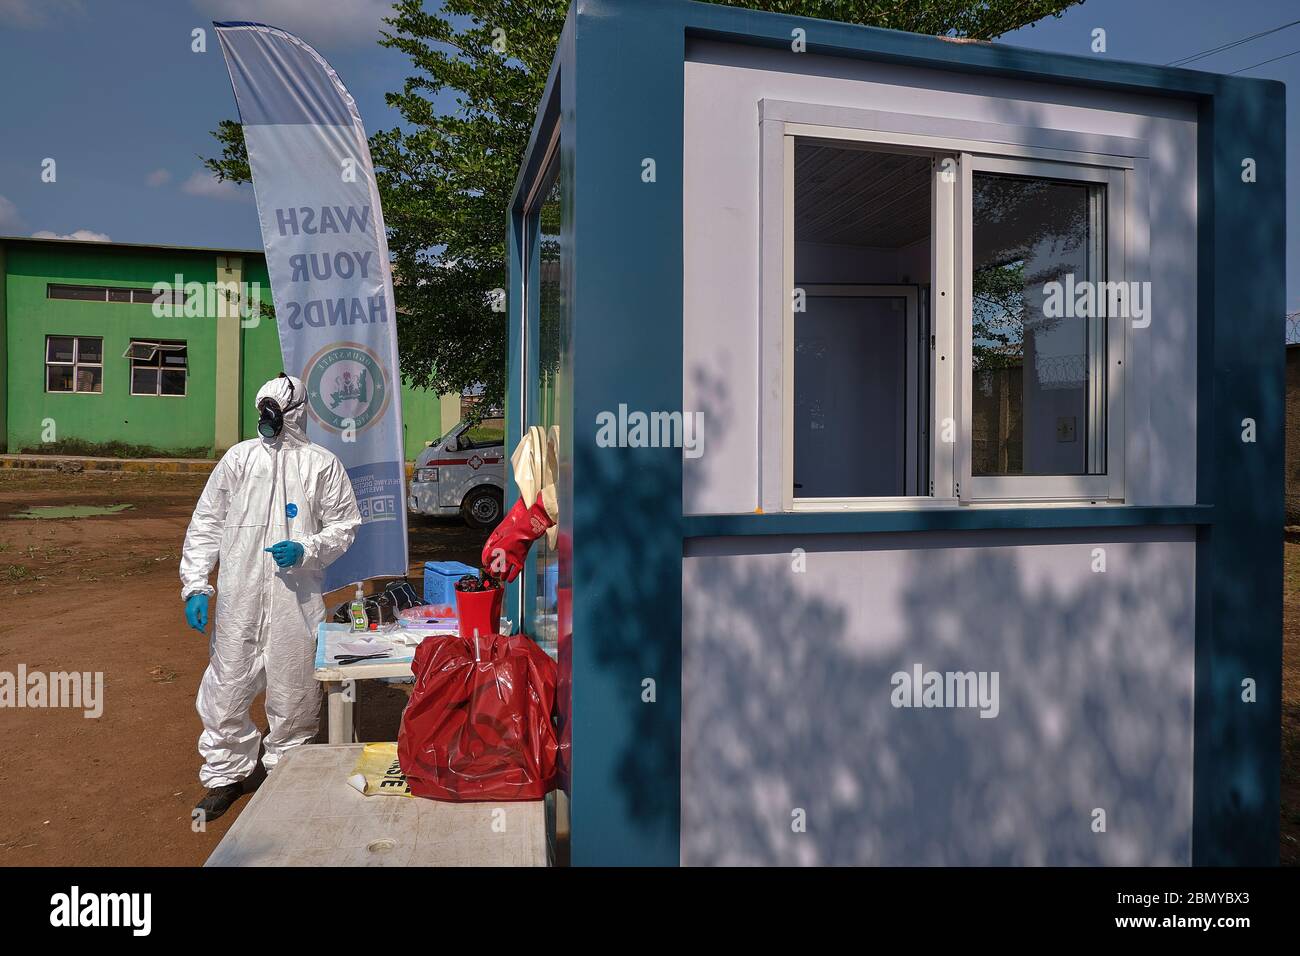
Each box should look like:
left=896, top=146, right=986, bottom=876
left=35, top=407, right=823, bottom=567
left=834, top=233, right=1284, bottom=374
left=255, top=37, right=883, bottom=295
left=505, top=0, right=1285, bottom=866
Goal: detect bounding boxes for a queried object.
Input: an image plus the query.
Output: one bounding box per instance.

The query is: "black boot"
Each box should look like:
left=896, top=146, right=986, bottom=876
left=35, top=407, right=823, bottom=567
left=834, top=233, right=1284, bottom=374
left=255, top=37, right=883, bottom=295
left=195, top=783, right=244, bottom=822
left=242, top=762, right=268, bottom=793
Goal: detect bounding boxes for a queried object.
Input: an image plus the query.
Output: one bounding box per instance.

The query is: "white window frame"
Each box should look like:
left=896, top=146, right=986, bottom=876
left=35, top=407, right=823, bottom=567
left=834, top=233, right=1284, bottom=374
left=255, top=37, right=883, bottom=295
left=44, top=335, right=103, bottom=394
left=126, top=339, right=188, bottom=397
left=957, top=154, right=1127, bottom=503
left=759, top=102, right=1138, bottom=511
left=779, top=136, right=958, bottom=513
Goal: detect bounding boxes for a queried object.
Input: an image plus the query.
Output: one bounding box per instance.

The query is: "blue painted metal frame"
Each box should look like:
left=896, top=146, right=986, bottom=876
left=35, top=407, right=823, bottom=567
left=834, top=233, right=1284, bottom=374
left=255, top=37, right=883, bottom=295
left=505, top=23, right=564, bottom=629
left=508, top=0, right=1285, bottom=866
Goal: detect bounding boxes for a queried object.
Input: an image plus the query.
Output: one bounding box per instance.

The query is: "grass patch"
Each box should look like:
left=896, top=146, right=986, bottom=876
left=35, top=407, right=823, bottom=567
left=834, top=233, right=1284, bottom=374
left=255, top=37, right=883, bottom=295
left=15, top=438, right=212, bottom=460
left=3, top=564, right=31, bottom=582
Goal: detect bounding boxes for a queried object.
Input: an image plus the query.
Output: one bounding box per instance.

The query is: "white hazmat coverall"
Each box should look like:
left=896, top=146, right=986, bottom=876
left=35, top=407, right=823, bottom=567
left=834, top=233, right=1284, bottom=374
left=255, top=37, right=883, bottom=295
left=180, top=375, right=362, bottom=787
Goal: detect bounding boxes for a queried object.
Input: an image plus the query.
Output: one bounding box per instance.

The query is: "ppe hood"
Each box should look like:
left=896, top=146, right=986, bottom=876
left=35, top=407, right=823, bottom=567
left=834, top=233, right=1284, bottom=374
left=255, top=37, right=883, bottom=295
left=256, top=375, right=308, bottom=445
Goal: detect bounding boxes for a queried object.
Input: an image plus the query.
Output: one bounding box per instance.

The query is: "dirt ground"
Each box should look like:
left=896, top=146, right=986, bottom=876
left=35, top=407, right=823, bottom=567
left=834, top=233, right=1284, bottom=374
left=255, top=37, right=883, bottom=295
left=0, top=469, right=486, bottom=866
left=1, top=468, right=1297, bottom=866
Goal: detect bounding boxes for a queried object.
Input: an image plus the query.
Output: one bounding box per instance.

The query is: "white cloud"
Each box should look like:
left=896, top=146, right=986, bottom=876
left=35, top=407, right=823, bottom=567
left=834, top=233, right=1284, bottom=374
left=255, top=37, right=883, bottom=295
left=0, top=0, right=85, bottom=29
left=191, top=0, right=392, bottom=49
left=146, top=168, right=172, bottom=187
left=0, top=195, right=24, bottom=233
left=181, top=169, right=251, bottom=202
left=32, top=229, right=111, bottom=242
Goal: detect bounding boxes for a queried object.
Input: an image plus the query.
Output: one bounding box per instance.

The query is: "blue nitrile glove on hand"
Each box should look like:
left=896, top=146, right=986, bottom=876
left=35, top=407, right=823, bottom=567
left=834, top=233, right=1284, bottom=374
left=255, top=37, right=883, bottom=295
left=185, top=593, right=209, bottom=634
left=266, top=540, right=304, bottom=569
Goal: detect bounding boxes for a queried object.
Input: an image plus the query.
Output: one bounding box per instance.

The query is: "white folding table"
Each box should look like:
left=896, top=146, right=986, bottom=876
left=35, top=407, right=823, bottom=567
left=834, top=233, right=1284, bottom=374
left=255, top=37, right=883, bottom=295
left=313, top=622, right=450, bottom=743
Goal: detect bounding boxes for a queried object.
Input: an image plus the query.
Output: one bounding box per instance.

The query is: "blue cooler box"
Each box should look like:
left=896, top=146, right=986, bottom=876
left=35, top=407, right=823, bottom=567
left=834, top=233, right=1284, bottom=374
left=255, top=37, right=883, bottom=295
left=423, top=561, right=478, bottom=607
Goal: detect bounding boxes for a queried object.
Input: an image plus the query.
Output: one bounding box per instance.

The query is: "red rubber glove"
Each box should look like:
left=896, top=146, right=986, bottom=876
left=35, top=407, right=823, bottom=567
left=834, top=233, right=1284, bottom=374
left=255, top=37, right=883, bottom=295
left=482, top=494, right=554, bottom=582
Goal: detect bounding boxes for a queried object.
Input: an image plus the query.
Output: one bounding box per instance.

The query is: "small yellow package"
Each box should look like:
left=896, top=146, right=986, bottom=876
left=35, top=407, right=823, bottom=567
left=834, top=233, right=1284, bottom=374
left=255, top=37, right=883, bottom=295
left=346, top=742, right=412, bottom=797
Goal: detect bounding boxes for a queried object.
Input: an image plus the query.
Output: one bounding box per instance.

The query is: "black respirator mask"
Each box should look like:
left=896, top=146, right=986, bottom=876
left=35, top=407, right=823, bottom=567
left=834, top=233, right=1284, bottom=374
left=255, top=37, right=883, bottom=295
left=257, top=374, right=306, bottom=439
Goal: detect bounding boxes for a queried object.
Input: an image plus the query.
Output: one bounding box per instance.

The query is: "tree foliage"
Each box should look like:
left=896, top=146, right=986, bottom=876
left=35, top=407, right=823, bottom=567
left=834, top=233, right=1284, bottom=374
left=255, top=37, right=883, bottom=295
left=204, top=0, right=1083, bottom=407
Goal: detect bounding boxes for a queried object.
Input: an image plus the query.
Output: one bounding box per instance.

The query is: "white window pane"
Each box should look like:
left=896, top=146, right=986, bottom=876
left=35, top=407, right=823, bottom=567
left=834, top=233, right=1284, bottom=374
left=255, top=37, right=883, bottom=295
left=160, top=369, right=186, bottom=395
left=47, top=365, right=74, bottom=391
left=789, top=142, right=931, bottom=500
left=77, top=366, right=103, bottom=393
left=77, top=338, right=103, bottom=364
left=47, top=336, right=75, bottom=363
left=48, top=284, right=106, bottom=301
left=132, top=288, right=172, bottom=307
left=531, top=161, right=562, bottom=647
left=132, top=367, right=159, bottom=395
left=971, top=173, right=1100, bottom=477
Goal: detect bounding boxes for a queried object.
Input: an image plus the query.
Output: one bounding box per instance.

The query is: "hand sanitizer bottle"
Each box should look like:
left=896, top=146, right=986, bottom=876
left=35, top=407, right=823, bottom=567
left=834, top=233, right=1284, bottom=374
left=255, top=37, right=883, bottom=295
left=349, top=584, right=368, bottom=631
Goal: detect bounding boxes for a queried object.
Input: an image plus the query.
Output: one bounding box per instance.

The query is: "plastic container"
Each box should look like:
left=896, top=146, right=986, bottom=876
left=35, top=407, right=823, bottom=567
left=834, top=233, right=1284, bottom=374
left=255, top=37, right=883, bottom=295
left=349, top=584, right=368, bottom=631
left=455, top=584, right=504, bottom=641
left=398, top=604, right=457, bottom=623
left=423, top=561, right=478, bottom=606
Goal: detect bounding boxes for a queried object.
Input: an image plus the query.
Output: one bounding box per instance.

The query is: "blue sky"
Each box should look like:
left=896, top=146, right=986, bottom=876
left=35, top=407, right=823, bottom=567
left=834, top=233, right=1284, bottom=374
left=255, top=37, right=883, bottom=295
left=0, top=0, right=1295, bottom=310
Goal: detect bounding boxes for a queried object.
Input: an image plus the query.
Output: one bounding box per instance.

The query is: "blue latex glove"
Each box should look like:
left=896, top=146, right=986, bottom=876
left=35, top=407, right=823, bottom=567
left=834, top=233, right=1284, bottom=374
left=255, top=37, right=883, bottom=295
left=266, top=540, right=304, bottom=569
left=185, top=593, right=209, bottom=634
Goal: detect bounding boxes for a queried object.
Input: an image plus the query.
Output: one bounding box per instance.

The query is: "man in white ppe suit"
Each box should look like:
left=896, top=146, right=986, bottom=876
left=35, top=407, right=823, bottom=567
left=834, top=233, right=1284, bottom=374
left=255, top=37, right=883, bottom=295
left=180, top=373, right=362, bottom=820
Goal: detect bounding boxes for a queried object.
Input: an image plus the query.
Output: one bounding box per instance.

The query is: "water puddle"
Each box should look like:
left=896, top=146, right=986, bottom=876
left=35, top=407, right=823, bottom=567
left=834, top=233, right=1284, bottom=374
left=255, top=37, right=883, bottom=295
left=12, top=504, right=135, bottom=519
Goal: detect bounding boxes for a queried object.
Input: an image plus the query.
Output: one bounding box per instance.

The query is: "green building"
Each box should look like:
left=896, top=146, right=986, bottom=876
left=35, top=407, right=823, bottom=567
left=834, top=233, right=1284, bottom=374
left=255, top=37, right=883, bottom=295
left=0, top=236, right=455, bottom=460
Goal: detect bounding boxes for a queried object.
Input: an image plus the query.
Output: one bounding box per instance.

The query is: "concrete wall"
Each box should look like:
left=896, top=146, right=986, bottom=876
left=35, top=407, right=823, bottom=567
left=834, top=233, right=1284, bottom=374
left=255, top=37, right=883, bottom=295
left=681, top=527, right=1196, bottom=865
left=3, top=240, right=447, bottom=460
left=3, top=242, right=223, bottom=453
left=682, top=40, right=1199, bottom=513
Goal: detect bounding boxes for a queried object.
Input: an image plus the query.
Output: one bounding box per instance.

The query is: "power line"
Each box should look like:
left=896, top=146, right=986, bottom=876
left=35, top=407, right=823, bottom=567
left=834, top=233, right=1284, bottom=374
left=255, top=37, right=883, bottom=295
left=1166, top=18, right=1300, bottom=67
left=1231, top=47, right=1300, bottom=74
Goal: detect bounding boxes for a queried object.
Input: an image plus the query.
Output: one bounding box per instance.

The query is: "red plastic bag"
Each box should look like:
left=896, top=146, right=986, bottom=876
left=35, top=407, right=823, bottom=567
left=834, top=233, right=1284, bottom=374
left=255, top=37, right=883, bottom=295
left=398, top=632, right=558, bottom=801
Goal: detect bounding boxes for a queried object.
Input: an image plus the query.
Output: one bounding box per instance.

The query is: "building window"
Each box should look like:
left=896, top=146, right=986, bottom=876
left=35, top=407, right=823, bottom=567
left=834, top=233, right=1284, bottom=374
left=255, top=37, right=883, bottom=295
left=971, top=173, right=1104, bottom=476
left=784, top=141, right=935, bottom=506
left=961, top=155, right=1122, bottom=502
left=45, top=335, right=103, bottom=393
left=523, top=133, right=562, bottom=648
left=770, top=125, right=1128, bottom=508
left=126, top=340, right=187, bottom=396
left=48, top=283, right=187, bottom=308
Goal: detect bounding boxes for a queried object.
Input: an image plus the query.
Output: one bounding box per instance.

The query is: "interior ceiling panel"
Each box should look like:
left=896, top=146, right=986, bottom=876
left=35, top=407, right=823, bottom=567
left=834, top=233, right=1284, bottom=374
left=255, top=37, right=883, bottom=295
left=795, top=143, right=931, bottom=248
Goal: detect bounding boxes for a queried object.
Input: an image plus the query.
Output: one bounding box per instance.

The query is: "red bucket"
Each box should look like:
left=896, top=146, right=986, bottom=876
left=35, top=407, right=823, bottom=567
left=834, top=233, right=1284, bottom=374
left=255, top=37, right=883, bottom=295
left=455, top=585, right=503, bottom=640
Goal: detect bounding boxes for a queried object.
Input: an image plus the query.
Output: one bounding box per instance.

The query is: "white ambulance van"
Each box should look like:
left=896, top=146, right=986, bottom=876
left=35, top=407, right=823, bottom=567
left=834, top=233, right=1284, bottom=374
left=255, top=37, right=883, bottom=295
left=407, top=416, right=506, bottom=529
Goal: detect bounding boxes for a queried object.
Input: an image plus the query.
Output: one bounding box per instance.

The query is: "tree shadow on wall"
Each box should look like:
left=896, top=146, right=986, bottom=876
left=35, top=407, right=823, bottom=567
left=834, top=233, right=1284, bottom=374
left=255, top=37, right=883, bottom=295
left=678, top=529, right=1196, bottom=865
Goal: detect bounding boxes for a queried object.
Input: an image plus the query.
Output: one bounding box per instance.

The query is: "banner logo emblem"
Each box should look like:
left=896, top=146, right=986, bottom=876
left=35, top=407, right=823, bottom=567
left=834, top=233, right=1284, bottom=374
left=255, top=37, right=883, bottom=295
left=305, top=342, right=390, bottom=434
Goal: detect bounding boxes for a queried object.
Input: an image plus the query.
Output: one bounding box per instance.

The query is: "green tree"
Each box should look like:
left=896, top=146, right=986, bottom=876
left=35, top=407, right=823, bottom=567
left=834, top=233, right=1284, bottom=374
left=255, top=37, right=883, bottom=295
left=204, top=0, right=1083, bottom=408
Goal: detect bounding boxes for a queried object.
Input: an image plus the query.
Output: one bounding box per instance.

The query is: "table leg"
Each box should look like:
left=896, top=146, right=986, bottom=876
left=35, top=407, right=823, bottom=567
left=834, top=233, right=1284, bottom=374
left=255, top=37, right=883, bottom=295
left=325, top=681, right=352, bottom=744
